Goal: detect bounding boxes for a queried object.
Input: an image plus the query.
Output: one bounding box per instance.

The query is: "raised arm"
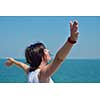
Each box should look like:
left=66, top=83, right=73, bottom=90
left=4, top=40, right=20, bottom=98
left=5, top=57, right=29, bottom=73
left=40, top=20, right=79, bottom=79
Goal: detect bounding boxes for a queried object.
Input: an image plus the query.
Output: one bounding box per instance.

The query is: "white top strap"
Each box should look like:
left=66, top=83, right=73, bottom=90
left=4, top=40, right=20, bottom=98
left=28, top=69, right=54, bottom=83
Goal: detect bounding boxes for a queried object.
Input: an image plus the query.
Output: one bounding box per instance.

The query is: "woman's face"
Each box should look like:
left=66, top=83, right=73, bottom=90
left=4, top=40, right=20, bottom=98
left=44, top=49, right=51, bottom=62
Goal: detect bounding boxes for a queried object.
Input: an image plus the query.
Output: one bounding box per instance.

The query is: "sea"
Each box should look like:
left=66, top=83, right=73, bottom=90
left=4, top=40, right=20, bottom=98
left=0, top=59, right=100, bottom=83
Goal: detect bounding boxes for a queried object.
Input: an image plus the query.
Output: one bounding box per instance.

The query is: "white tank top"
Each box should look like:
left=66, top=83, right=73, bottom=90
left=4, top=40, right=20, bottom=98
left=27, top=69, right=54, bottom=83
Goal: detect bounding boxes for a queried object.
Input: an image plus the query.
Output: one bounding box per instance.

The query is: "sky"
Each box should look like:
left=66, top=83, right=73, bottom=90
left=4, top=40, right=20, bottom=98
left=0, top=16, right=100, bottom=59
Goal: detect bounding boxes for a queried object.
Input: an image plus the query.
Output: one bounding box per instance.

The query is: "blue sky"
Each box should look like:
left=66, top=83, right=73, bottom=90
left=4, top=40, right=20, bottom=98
left=0, top=16, right=100, bottom=59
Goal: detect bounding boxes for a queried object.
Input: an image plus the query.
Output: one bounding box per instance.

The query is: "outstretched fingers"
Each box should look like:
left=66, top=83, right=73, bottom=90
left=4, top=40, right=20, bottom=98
left=4, top=57, right=14, bottom=67
left=69, top=20, right=79, bottom=41
left=70, top=20, right=78, bottom=33
left=73, top=20, right=78, bottom=33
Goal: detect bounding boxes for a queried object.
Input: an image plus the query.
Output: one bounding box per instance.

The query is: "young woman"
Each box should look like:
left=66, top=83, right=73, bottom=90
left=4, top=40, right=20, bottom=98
left=5, top=20, right=79, bottom=83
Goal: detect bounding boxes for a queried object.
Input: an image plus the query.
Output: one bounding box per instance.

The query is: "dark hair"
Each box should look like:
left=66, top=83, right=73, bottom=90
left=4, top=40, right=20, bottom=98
left=25, top=42, right=46, bottom=72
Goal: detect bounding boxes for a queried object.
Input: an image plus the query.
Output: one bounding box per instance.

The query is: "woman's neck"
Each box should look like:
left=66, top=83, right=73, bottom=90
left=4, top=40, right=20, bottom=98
left=39, top=61, right=47, bottom=69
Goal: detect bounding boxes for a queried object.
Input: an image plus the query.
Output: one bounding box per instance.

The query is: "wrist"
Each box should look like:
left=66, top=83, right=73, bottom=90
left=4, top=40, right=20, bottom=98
left=67, top=37, right=77, bottom=44
left=8, top=58, right=15, bottom=63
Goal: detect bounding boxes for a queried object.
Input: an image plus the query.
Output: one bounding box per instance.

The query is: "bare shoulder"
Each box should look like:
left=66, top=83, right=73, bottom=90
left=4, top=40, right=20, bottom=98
left=39, top=59, right=62, bottom=79
left=38, top=66, right=50, bottom=82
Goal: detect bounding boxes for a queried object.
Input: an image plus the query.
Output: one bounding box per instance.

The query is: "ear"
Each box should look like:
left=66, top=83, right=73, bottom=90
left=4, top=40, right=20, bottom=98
left=43, top=49, right=47, bottom=56
left=43, top=49, right=48, bottom=55
left=44, top=49, right=47, bottom=53
left=43, top=49, right=47, bottom=61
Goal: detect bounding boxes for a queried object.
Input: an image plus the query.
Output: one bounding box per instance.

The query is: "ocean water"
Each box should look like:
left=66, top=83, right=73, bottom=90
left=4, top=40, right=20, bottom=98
left=0, top=59, right=100, bottom=83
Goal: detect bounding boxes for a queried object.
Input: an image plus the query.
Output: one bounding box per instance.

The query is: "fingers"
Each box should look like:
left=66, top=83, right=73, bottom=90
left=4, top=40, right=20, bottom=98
left=4, top=61, right=13, bottom=67
left=4, top=57, right=13, bottom=65
left=73, top=20, right=78, bottom=32
left=69, top=20, right=79, bottom=41
left=73, top=20, right=78, bottom=26
left=70, top=20, right=78, bottom=33
left=70, top=20, right=78, bottom=27
left=4, top=62, right=10, bottom=66
left=73, top=26, right=78, bottom=33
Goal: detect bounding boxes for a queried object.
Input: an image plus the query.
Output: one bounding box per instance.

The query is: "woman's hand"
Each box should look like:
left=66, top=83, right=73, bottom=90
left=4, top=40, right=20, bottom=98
left=70, top=20, right=79, bottom=41
left=5, top=57, right=29, bottom=73
left=5, top=57, right=14, bottom=67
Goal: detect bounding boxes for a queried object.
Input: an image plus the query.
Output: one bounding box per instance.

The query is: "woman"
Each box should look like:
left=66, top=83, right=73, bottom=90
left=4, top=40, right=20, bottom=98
left=5, top=20, right=79, bottom=83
